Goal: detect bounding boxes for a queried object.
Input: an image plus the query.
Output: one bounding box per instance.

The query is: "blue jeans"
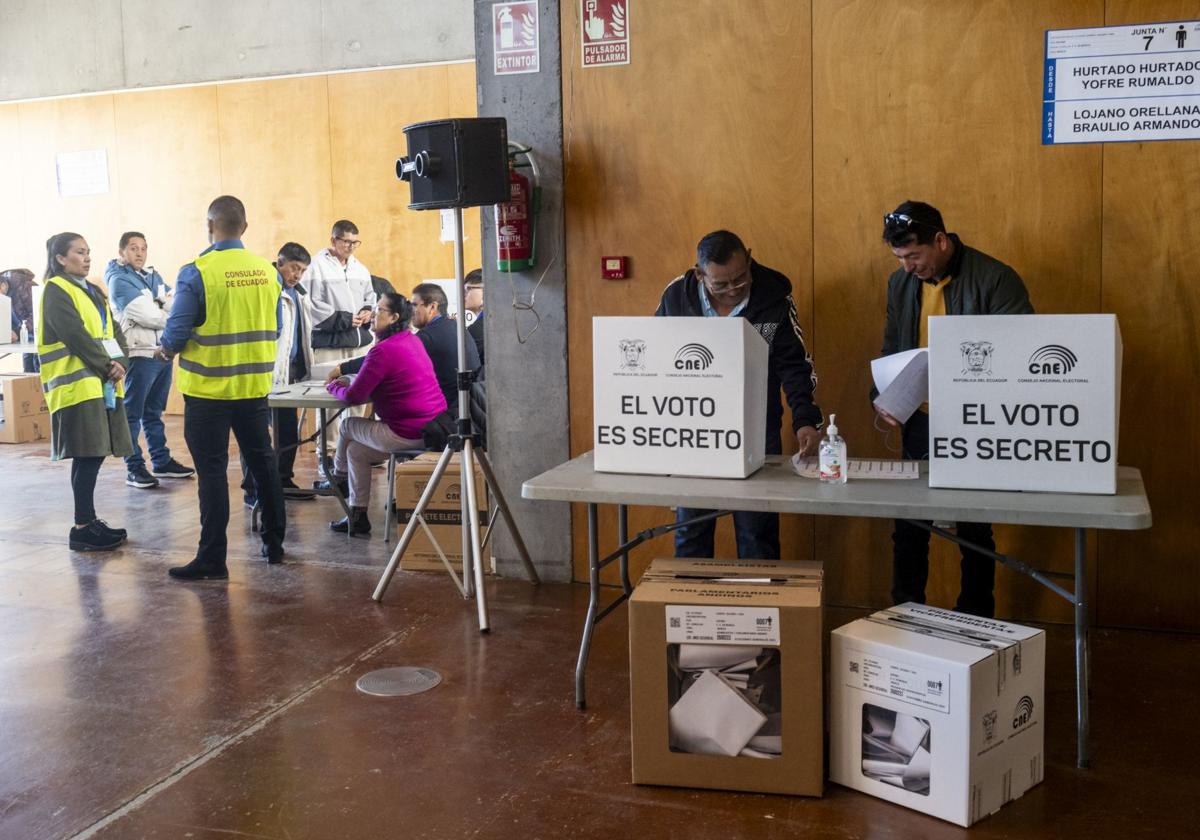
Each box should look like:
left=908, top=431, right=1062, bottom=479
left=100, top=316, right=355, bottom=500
left=123, top=356, right=173, bottom=470
left=674, top=507, right=781, bottom=559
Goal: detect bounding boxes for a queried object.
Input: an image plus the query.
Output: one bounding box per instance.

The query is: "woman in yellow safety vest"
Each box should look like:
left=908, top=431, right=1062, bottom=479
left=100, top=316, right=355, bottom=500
left=37, top=233, right=134, bottom=551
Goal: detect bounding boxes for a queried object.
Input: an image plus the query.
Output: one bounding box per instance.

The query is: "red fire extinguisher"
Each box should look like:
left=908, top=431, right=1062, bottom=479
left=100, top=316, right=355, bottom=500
left=496, top=144, right=540, bottom=272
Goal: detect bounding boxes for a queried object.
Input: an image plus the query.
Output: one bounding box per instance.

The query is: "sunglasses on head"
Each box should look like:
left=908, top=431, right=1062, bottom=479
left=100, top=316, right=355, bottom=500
left=884, top=212, right=922, bottom=228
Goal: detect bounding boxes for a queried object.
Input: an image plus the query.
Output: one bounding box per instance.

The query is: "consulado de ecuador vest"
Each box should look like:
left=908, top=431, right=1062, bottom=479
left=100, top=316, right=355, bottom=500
left=37, top=275, right=125, bottom=413
left=176, top=248, right=279, bottom=400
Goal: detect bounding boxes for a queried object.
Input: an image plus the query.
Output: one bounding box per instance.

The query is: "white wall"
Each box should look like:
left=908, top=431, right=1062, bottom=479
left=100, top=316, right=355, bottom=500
left=0, top=0, right=475, bottom=102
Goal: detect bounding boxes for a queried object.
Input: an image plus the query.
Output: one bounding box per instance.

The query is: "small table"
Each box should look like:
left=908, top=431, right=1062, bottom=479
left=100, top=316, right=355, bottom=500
left=265, top=381, right=352, bottom=525
left=0, top=342, right=38, bottom=361
left=522, top=452, right=1152, bottom=769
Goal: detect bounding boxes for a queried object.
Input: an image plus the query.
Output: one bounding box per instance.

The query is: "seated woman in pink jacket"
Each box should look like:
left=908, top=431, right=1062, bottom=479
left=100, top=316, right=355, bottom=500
left=325, top=292, right=446, bottom=536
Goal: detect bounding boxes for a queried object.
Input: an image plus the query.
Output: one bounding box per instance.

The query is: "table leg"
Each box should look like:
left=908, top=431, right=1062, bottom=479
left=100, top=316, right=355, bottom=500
left=575, top=503, right=601, bottom=709
left=618, top=504, right=632, bottom=594
left=1075, top=527, right=1091, bottom=769
left=318, top=407, right=352, bottom=525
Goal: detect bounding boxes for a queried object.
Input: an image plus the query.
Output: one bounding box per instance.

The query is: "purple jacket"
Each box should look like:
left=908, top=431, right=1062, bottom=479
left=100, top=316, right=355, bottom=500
left=326, top=330, right=446, bottom=439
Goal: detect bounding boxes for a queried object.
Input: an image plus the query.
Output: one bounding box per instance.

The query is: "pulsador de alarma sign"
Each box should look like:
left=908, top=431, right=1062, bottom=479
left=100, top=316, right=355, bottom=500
left=592, top=317, right=767, bottom=478
left=928, top=315, right=1121, bottom=494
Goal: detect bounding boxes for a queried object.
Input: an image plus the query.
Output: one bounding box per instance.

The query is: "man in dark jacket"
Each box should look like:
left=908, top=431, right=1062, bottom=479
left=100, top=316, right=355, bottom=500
left=875, top=200, right=1034, bottom=617
left=655, top=230, right=822, bottom=559
left=411, top=282, right=480, bottom=417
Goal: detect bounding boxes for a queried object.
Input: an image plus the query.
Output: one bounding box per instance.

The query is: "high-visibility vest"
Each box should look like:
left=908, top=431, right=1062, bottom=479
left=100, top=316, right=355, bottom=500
left=37, top=275, right=125, bottom=414
left=176, top=247, right=280, bottom=400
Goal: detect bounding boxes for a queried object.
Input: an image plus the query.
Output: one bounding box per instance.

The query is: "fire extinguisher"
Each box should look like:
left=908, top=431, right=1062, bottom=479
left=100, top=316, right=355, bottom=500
left=496, top=143, right=540, bottom=272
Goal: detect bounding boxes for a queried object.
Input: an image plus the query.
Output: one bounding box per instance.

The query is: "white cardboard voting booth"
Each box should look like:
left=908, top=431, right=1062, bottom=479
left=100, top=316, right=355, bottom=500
left=830, top=604, right=1045, bottom=827
left=592, top=316, right=767, bottom=479
left=0, top=296, right=11, bottom=344
left=928, top=314, right=1122, bottom=494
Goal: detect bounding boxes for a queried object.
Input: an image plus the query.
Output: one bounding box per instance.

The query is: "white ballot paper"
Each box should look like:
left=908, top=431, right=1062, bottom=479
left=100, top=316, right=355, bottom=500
left=871, top=349, right=928, bottom=424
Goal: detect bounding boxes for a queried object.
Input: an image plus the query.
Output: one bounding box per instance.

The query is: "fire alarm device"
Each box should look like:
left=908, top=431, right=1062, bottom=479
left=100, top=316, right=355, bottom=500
left=602, top=256, right=628, bottom=280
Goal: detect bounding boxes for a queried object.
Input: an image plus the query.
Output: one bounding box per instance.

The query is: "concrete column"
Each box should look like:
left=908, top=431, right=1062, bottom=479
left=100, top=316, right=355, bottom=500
left=473, top=0, right=571, bottom=581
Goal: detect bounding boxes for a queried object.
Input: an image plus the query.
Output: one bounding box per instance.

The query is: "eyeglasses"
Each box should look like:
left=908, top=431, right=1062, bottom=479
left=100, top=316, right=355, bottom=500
left=335, top=237, right=362, bottom=248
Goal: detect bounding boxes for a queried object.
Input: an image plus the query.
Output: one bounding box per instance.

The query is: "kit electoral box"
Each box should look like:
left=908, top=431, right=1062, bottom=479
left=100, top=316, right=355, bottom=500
left=830, top=604, right=1045, bottom=826
left=629, top=558, right=824, bottom=796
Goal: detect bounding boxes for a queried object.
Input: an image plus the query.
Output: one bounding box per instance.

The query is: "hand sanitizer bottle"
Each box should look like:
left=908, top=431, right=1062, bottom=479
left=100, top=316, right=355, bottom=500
left=819, top=414, right=847, bottom=484
left=19, top=322, right=29, bottom=344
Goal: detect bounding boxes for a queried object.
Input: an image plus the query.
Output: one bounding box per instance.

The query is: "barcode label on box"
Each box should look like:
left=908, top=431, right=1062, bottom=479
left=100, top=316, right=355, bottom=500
left=846, top=648, right=952, bottom=714
left=665, top=605, right=780, bottom=645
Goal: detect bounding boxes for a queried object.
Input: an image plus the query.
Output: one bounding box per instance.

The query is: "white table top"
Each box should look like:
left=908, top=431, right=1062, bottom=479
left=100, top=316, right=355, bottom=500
left=521, top=451, right=1152, bottom=530
left=267, top=381, right=347, bottom=409
left=0, top=342, right=38, bottom=355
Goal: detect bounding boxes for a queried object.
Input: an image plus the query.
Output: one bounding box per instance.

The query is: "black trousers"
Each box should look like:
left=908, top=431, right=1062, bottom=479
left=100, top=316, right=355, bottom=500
left=892, top=410, right=996, bottom=617
left=70, top=456, right=104, bottom=525
left=184, top=394, right=285, bottom=566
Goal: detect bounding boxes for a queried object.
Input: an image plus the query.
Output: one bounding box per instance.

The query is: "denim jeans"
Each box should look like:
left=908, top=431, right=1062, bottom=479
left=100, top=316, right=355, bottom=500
left=123, top=356, right=174, bottom=470
left=891, top=410, right=996, bottom=617
left=674, top=507, right=781, bottom=560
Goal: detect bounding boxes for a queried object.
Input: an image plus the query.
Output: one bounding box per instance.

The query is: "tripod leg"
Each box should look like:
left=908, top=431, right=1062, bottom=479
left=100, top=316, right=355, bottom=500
left=372, top=446, right=455, bottom=602
left=463, top=440, right=490, bottom=632
left=475, top=449, right=540, bottom=585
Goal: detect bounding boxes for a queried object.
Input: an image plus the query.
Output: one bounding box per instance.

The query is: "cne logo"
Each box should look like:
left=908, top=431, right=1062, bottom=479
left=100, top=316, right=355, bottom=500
left=1027, top=344, right=1078, bottom=375
left=446, top=483, right=462, bottom=501
left=674, top=343, right=714, bottom=371
left=1012, top=695, right=1035, bottom=729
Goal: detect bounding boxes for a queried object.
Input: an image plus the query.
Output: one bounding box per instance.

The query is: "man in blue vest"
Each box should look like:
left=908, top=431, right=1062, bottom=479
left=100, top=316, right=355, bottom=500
left=157, top=196, right=285, bottom=580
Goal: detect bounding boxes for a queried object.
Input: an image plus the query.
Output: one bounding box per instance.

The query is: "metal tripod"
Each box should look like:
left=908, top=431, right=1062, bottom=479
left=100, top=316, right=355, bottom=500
left=371, top=207, right=539, bottom=631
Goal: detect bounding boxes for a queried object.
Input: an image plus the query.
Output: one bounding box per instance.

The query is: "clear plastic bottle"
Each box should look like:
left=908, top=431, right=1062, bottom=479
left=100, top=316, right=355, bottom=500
left=819, top=413, right=847, bottom=484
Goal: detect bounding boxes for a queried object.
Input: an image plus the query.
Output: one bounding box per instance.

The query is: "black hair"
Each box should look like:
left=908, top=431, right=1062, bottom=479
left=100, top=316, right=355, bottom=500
left=331, top=219, right=359, bottom=239
left=882, top=200, right=946, bottom=247
left=411, top=282, right=448, bottom=314
left=696, top=230, right=747, bottom=267
left=44, top=232, right=86, bottom=279
left=376, top=291, right=413, bottom=339
left=464, top=268, right=483, bottom=287
left=119, top=231, right=146, bottom=251
left=277, top=242, right=311, bottom=265
left=208, top=195, right=247, bottom=236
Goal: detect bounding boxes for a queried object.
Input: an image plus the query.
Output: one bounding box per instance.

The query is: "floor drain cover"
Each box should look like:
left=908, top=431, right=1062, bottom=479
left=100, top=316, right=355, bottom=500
left=356, top=667, right=443, bottom=697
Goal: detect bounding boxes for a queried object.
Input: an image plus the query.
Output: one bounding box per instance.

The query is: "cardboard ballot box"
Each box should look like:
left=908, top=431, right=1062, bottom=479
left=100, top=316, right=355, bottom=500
left=394, top=451, right=490, bottom=573
left=928, top=314, right=1121, bottom=494
left=592, top=316, right=767, bottom=478
left=830, top=604, right=1045, bottom=827
left=0, top=373, right=50, bottom=443
left=629, top=558, right=824, bottom=796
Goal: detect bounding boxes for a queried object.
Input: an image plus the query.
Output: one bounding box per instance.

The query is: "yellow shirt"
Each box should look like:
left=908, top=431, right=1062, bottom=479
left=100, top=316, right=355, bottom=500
left=918, top=276, right=952, bottom=348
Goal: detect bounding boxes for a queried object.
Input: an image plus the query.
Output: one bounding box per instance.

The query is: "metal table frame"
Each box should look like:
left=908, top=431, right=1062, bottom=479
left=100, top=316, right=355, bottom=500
left=522, top=452, right=1152, bottom=769
left=262, top=382, right=352, bottom=526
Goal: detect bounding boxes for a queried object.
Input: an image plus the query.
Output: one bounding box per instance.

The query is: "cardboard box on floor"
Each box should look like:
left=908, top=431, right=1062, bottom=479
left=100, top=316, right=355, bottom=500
left=830, top=604, right=1045, bottom=827
left=629, top=558, right=824, bottom=796
left=0, top=373, right=50, bottom=443
left=393, top=451, right=490, bottom=573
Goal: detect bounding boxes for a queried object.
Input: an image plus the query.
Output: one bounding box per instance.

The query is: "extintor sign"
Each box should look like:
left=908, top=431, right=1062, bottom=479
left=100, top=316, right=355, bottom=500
left=581, top=0, right=630, bottom=67
left=493, top=2, right=539, bottom=75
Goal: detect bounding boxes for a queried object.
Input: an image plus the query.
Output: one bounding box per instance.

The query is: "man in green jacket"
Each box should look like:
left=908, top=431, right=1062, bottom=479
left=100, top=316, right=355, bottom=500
left=875, top=200, right=1033, bottom=618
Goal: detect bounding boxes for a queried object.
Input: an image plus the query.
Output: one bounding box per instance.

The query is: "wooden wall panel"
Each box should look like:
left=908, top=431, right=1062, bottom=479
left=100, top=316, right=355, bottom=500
left=112, top=86, right=222, bottom=281
left=562, top=0, right=816, bottom=584
left=216, top=76, right=336, bottom=258
left=328, top=63, right=481, bottom=295
left=1098, top=0, right=1200, bottom=629
left=809, top=0, right=1107, bottom=624
left=15, top=95, right=124, bottom=290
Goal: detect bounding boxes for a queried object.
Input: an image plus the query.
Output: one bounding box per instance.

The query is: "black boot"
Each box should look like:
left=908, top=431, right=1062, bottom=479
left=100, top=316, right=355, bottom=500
left=261, top=543, right=285, bottom=564
left=69, top=521, right=123, bottom=552
left=168, top=558, right=229, bottom=581
left=329, top=507, right=372, bottom=538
